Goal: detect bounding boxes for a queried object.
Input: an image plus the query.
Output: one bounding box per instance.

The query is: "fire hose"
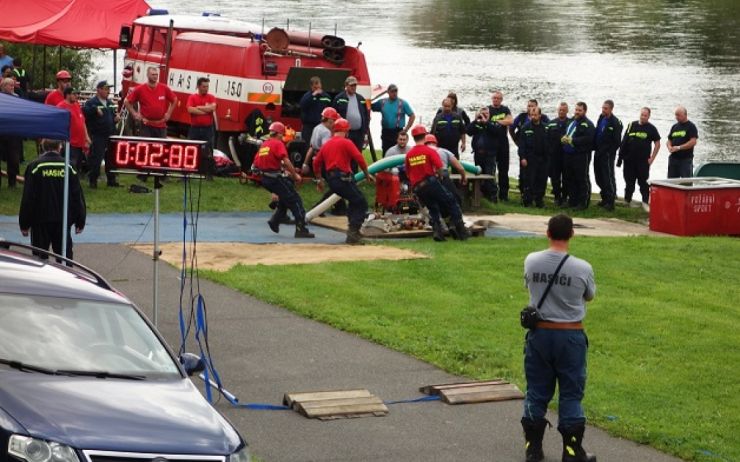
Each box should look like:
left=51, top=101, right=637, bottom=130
left=305, top=155, right=481, bottom=222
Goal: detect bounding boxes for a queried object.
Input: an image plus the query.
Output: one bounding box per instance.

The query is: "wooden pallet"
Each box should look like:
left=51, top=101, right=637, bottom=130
left=283, top=389, right=389, bottom=420
left=420, top=379, right=524, bottom=405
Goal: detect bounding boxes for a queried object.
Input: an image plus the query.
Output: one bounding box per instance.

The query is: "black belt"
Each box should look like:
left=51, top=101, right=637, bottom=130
left=328, top=169, right=353, bottom=181
left=413, top=177, right=432, bottom=193
left=253, top=169, right=282, bottom=178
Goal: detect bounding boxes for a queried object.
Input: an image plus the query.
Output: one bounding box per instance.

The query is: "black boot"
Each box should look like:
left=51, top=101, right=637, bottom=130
left=346, top=225, right=363, bottom=245
left=560, top=425, right=597, bottom=462
left=432, top=222, right=446, bottom=242
left=521, top=418, right=548, bottom=462
left=295, top=222, right=315, bottom=238
left=454, top=221, right=470, bottom=241
left=268, top=210, right=283, bottom=233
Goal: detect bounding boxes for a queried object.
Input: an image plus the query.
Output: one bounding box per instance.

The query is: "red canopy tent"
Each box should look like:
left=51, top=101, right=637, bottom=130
left=0, top=0, right=150, bottom=49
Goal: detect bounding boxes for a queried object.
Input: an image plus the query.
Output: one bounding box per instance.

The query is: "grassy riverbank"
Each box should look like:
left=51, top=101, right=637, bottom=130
left=202, top=236, right=739, bottom=462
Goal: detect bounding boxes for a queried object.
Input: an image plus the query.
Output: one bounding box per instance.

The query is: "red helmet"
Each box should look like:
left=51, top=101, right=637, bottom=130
left=410, top=125, right=427, bottom=137
left=321, top=107, right=339, bottom=120
left=424, top=134, right=438, bottom=145
left=333, top=118, right=350, bottom=133
left=269, top=121, right=286, bottom=135
left=55, top=70, right=72, bottom=80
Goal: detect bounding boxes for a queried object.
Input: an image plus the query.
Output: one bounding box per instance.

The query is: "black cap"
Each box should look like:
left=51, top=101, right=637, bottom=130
left=96, top=80, right=110, bottom=89
left=388, top=83, right=398, bottom=92
left=63, top=87, right=80, bottom=96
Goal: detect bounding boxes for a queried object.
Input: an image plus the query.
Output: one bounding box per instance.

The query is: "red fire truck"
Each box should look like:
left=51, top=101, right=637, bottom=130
left=119, top=13, right=372, bottom=166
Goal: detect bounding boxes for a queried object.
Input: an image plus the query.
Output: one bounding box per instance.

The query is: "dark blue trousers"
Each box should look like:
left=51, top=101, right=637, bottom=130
left=415, top=176, right=462, bottom=226
left=261, top=176, right=306, bottom=225
left=89, top=133, right=116, bottom=184
left=594, top=147, right=617, bottom=204
left=473, top=150, right=498, bottom=200
left=188, top=125, right=215, bottom=176
left=667, top=156, right=692, bottom=178
left=523, top=328, right=588, bottom=429
left=327, top=173, right=367, bottom=229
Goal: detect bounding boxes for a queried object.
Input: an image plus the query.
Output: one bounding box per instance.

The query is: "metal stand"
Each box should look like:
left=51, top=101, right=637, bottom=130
left=152, top=176, right=163, bottom=327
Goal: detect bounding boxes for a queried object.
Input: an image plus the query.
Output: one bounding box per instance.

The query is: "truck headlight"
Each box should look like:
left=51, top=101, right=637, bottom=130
left=227, top=446, right=250, bottom=462
left=8, top=435, right=80, bottom=462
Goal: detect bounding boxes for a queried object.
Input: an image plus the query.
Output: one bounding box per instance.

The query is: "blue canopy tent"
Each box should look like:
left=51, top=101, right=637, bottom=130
left=0, top=92, right=74, bottom=257
left=0, top=92, right=70, bottom=138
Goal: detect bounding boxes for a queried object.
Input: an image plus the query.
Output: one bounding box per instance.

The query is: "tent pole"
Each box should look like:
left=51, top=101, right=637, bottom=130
left=32, top=46, right=37, bottom=90
left=42, top=47, right=47, bottom=90
left=113, top=49, right=117, bottom=94
left=58, top=46, right=62, bottom=70
left=62, top=142, right=70, bottom=260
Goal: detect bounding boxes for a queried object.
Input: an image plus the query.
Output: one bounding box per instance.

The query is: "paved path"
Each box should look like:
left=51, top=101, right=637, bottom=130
left=69, top=239, right=683, bottom=462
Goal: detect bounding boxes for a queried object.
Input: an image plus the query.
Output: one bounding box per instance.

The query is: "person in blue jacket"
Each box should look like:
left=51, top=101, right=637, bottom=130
left=466, top=106, right=499, bottom=202
left=561, top=102, right=595, bottom=210
left=299, top=76, right=332, bottom=143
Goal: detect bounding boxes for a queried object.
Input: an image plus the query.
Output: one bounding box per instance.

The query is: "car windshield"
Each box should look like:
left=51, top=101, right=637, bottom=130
left=0, top=294, right=180, bottom=378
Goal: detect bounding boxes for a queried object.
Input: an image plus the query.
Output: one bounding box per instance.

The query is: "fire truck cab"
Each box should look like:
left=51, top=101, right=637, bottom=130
left=120, top=13, right=372, bottom=167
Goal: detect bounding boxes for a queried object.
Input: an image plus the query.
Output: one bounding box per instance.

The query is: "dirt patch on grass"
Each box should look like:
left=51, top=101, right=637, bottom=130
left=471, top=213, right=668, bottom=237
left=132, top=242, right=428, bottom=270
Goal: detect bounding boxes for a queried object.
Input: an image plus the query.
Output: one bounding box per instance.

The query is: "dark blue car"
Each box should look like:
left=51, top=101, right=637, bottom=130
left=0, top=243, right=250, bottom=462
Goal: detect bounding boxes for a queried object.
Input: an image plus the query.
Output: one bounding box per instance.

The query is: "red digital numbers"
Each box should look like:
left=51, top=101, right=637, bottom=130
left=169, top=144, right=183, bottom=168
left=150, top=143, right=164, bottom=167
left=110, top=137, right=201, bottom=173
left=134, top=142, right=149, bottom=167
left=115, top=141, right=130, bottom=167
left=184, top=146, right=198, bottom=169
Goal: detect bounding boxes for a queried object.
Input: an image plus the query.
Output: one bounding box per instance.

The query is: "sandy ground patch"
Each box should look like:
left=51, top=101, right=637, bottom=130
left=132, top=242, right=428, bottom=270
left=470, top=213, right=668, bottom=237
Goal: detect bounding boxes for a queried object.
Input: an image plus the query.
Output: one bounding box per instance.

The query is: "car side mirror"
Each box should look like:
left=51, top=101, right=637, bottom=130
left=179, top=352, right=205, bottom=376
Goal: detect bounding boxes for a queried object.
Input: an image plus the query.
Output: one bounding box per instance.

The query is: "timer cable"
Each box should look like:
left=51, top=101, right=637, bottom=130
left=175, top=176, right=227, bottom=404
left=103, top=210, right=154, bottom=280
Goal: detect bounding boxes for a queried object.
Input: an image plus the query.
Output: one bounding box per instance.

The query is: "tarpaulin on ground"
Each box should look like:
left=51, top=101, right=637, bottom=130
left=0, top=0, right=150, bottom=49
left=0, top=92, right=69, bottom=139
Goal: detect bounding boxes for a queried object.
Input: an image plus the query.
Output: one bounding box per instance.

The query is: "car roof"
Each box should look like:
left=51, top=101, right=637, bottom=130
left=0, top=243, right=131, bottom=305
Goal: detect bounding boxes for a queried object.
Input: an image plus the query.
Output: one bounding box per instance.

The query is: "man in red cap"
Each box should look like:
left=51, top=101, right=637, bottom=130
left=124, top=66, right=176, bottom=138
left=250, top=121, right=314, bottom=238
left=44, top=70, right=72, bottom=106
left=313, top=118, right=375, bottom=244
left=405, top=125, right=468, bottom=242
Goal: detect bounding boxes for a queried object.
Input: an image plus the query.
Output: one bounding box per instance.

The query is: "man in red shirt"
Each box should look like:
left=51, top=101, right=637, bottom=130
left=44, top=70, right=71, bottom=106
left=124, top=66, right=176, bottom=138
left=56, top=87, right=90, bottom=174
left=251, top=122, right=314, bottom=238
left=312, top=118, right=375, bottom=244
left=187, top=77, right=217, bottom=178
left=405, top=125, right=468, bottom=241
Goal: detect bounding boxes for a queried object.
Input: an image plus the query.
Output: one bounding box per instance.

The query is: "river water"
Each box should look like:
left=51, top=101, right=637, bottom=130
left=98, top=0, right=740, bottom=190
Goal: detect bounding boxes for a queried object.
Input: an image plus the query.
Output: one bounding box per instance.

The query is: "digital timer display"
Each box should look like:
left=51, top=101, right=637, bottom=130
left=109, top=136, right=205, bottom=173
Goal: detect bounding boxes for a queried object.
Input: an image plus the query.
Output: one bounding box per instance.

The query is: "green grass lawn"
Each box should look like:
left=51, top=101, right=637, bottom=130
left=201, top=236, right=739, bottom=462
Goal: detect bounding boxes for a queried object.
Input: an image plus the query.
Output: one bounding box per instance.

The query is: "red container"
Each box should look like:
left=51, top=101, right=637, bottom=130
left=375, top=171, right=401, bottom=211
left=649, top=177, right=740, bottom=236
